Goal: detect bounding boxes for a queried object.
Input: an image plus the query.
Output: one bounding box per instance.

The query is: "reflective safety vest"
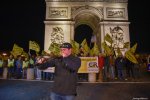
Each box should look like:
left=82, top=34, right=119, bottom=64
left=0, top=60, right=3, bottom=68
left=29, top=59, right=34, bottom=65
left=8, top=59, right=14, bottom=67
left=23, top=61, right=29, bottom=68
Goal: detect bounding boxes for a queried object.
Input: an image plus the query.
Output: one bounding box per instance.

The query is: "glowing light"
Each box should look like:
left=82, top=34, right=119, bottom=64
left=2, top=53, right=7, bottom=56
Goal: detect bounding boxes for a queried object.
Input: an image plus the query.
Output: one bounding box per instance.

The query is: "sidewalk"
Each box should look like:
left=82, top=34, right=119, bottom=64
left=0, top=79, right=150, bottom=100
left=0, top=67, right=150, bottom=83
left=0, top=71, right=149, bottom=83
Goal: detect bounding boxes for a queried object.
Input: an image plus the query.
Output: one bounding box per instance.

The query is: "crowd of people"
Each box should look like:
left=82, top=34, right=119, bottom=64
left=0, top=54, right=54, bottom=80
left=0, top=51, right=148, bottom=82
left=97, top=53, right=147, bottom=82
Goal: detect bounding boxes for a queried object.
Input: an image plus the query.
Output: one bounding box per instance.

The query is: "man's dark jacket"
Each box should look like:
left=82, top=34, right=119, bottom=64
left=37, top=55, right=81, bottom=96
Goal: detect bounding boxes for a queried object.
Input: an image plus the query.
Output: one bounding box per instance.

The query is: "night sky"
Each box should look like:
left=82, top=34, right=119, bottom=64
left=0, top=0, right=150, bottom=54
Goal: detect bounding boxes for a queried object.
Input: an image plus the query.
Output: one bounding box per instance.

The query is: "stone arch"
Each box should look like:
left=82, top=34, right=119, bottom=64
left=72, top=6, right=103, bottom=50
left=72, top=5, right=103, bottom=21
left=74, top=13, right=99, bottom=31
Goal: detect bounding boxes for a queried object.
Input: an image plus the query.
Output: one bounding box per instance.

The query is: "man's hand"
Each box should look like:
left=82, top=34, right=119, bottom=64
left=37, top=57, right=46, bottom=64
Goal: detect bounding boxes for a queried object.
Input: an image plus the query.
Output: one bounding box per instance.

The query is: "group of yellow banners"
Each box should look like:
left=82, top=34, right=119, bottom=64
left=2, top=33, right=138, bottom=64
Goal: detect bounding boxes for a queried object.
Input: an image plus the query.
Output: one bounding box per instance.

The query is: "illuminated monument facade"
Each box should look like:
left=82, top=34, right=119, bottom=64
left=44, top=0, right=129, bottom=53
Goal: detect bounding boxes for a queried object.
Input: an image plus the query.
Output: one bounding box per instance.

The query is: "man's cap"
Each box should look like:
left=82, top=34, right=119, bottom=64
left=60, top=42, right=72, bottom=48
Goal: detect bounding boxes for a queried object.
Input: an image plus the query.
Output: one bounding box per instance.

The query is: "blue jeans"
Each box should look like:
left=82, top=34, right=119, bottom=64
left=109, top=66, right=115, bottom=79
left=103, top=65, right=109, bottom=80
left=118, top=69, right=123, bottom=80
left=50, top=92, right=75, bottom=100
left=36, top=68, right=41, bottom=79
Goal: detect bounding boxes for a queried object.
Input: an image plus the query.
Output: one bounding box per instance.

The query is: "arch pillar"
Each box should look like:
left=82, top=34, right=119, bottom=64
left=70, top=21, right=75, bottom=41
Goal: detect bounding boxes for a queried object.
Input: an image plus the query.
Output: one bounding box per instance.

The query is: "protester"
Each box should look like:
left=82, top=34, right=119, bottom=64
left=133, top=54, right=141, bottom=80
left=29, top=55, right=36, bottom=79
left=7, top=55, right=15, bottom=79
left=115, top=55, right=125, bottom=80
left=109, top=54, right=115, bottom=80
left=125, top=57, right=134, bottom=80
left=0, top=57, right=4, bottom=77
left=36, top=42, right=81, bottom=100
left=103, top=54, right=110, bottom=81
left=97, top=53, right=104, bottom=82
left=22, top=57, right=29, bottom=79
left=15, top=56, right=23, bottom=79
left=35, top=55, right=42, bottom=80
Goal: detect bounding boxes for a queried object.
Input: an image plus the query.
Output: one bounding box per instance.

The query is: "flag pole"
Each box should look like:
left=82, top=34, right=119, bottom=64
left=28, top=41, right=31, bottom=57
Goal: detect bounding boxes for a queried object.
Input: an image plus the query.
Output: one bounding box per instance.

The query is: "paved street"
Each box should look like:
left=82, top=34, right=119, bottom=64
left=0, top=79, right=150, bottom=100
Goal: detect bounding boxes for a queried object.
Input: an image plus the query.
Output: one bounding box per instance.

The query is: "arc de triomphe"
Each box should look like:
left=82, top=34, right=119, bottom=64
left=44, top=0, right=130, bottom=53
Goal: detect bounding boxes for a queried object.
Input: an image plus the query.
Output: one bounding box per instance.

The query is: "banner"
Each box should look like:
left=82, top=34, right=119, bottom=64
left=78, top=57, right=99, bottom=73
left=39, top=57, right=99, bottom=73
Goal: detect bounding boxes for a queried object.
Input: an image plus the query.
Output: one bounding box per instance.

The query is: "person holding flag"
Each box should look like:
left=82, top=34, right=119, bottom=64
left=125, top=43, right=138, bottom=80
left=29, top=40, right=40, bottom=79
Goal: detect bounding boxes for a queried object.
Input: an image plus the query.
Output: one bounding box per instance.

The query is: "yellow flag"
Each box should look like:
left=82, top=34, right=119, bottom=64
left=81, top=39, right=87, bottom=46
left=22, top=51, right=29, bottom=58
left=81, top=39, right=90, bottom=56
left=71, top=40, right=80, bottom=55
left=125, top=51, right=138, bottom=64
left=123, top=42, right=130, bottom=48
left=48, top=42, right=60, bottom=56
left=89, top=49, right=94, bottom=56
left=29, top=41, right=40, bottom=53
left=92, top=42, right=99, bottom=56
left=130, top=43, right=137, bottom=53
left=11, top=44, right=23, bottom=58
left=117, top=47, right=122, bottom=56
left=125, top=43, right=138, bottom=64
left=79, top=39, right=90, bottom=56
left=104, top=33, right=113, bottom=44
left=102, top=42, right=112, bottom=55
left=41, top=50, right=47, bottom=56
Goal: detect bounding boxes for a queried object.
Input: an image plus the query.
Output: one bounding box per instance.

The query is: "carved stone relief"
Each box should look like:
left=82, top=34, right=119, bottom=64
left=50, top=27, right=64, bottom=44
left=48, top=7, right=68, bottom=18
left=71, top=5, right=103, bottom=19
left=106, top=8, right=125, bottom=18
left=110, top=26, right=124, bottom=48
